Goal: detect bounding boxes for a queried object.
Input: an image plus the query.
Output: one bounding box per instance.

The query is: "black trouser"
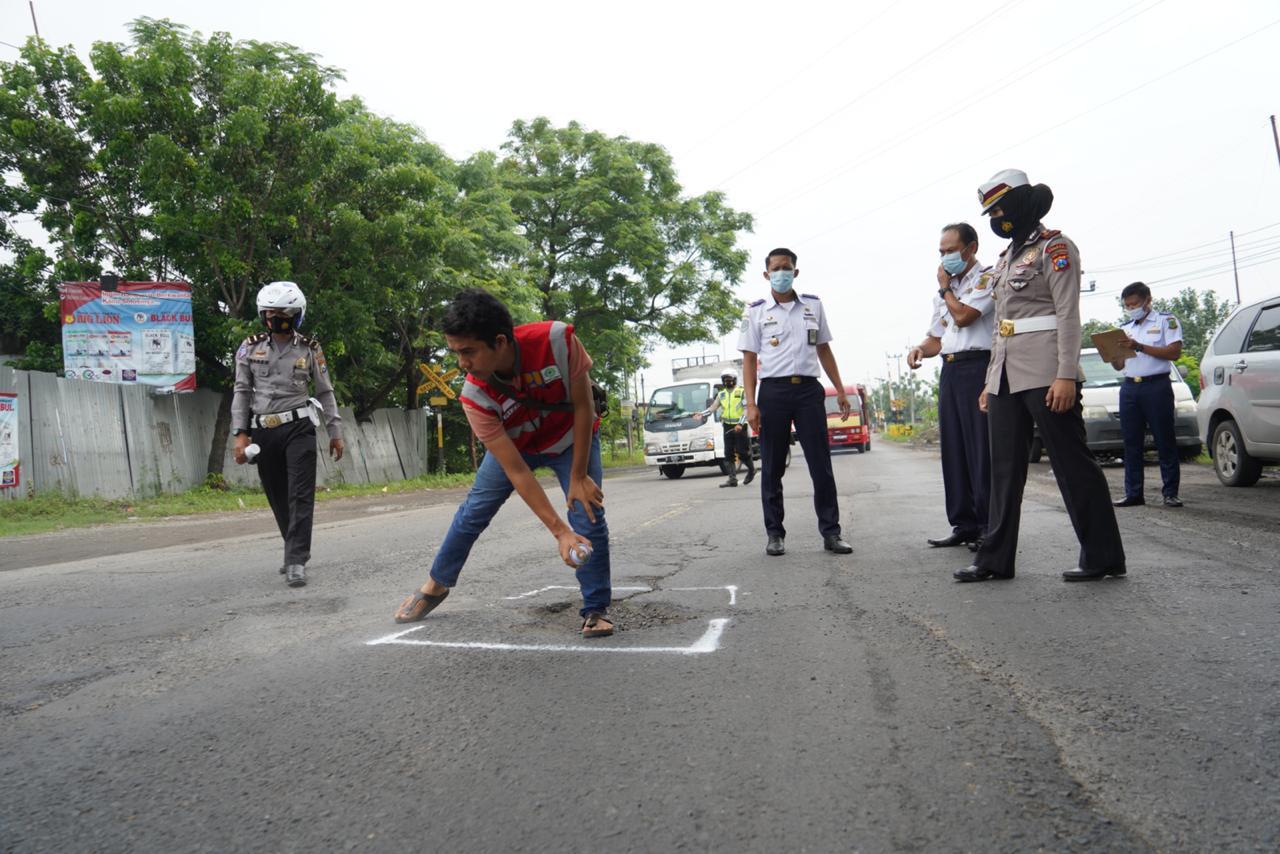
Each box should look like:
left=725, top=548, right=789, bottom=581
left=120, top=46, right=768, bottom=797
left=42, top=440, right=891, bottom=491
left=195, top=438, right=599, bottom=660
left=720, top=423, right=754, bottom=479
left=758, top=378, right=841, bottom=538
left=253, top=418, right=317, bottom=566
left=939, top=355, right=991, bottom=537
left=1119, top=374, right=1180, bottom=498
left=976, top=373, right=1124, bottom=576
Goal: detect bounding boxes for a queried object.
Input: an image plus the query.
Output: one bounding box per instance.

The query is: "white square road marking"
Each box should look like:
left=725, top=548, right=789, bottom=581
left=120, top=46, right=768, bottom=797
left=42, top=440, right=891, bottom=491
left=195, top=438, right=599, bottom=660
left=366, top=585, right=737, bottom=655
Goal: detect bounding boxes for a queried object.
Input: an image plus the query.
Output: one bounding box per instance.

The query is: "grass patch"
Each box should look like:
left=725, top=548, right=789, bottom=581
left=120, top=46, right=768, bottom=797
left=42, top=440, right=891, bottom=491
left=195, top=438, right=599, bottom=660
left=602, top=447, right=645, bottom=469
left=0, top=470, right=476, bottom=538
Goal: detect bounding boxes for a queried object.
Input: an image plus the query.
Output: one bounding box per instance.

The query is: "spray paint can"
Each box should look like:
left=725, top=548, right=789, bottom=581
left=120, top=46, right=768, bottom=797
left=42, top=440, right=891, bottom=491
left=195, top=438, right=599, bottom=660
left=569, top=543, right=593, bottom=567
left=244, top=443, right=261, bottom=465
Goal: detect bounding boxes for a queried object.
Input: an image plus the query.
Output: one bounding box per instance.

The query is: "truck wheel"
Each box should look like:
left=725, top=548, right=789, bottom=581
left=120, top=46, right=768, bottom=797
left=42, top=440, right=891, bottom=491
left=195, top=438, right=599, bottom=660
left=1212, top=420, right=1262, bottom=487
left=659, top=464, right=686, bottom=480
left=863, top=440, right=871, bottom=453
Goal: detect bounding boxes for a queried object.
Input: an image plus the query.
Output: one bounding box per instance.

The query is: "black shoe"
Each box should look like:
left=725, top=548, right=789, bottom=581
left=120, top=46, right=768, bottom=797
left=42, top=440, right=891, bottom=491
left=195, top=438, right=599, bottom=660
left=1112, top=495, right=1145, bottom=507
left=1163, top=495, right=1183, bottom=507
left=1062, top=566, right=1126, bottom=582
left=285, top=564, right=307, bottom=587
left=719, top=479, right=738, bottom=488
left=927, top=532, right=979, bottom=548
left=967, top=537, right=984, bottom=553
left=823, top=535, right=853, bottom=554
left=766, top=536, right=785, bottom=556
left=743, top=469, right=755, bottom=485
left=953, top=565, right=1013, bottom=582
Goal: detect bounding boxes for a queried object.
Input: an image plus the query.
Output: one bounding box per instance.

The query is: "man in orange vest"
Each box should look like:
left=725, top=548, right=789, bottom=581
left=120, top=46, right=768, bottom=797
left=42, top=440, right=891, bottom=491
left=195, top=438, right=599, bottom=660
left=392, top=289, right=613, bottom=638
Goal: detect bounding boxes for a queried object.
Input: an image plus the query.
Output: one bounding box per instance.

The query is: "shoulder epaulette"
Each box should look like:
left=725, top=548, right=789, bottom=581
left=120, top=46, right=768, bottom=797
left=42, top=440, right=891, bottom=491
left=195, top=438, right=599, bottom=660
left=245, top=332, right=269, bottom=345
left=980, top=264, right=993, bottom=272
left=1040, top=229, right=1062, bottom=241
left=302, top=335, right=322, bottom=350
left=801, top=293, right=820, bottom=300
left=748, top=298, right=765, bottom=307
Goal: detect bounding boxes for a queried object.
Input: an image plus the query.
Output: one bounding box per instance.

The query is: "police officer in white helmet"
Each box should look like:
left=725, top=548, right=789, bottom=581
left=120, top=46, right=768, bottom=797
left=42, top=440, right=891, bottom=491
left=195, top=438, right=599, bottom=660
left=697, top=367, right=755, bottom=488
left=230, top=281, right=344, bottom=587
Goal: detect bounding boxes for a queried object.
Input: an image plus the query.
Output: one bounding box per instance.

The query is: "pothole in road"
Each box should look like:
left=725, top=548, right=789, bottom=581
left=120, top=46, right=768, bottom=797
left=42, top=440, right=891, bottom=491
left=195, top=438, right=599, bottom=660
left=527, top=599, right=699, bottom=631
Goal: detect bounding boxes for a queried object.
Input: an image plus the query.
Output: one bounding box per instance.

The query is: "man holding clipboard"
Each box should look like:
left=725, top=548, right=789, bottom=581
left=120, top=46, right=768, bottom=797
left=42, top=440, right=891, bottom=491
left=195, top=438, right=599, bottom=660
left=1100, top=282, right=1184, bottom=508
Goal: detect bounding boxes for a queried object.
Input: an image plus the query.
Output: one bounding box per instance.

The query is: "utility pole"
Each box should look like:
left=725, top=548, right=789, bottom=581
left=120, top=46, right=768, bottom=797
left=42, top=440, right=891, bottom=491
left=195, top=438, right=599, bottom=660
left=1271, top=115, right=1280, bottom=172
left=1229, top=230, right=1241, bottom=304
left=28, top=2, right=40, bottom=40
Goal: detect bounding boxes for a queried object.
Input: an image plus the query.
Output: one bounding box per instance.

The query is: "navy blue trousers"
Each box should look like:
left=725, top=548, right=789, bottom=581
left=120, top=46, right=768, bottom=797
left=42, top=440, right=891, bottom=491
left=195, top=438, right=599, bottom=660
left=758, top=378, right=841, bottom=538
left=1119, top=373, right=1180, bottom=499
left=938, top=357, right=991, bottom=537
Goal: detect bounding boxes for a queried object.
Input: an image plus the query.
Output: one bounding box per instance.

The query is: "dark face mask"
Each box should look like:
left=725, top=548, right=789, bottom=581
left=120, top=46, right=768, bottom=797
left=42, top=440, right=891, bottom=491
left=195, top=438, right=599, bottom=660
left=265, top=314, right=294, bottom=334
left=723, top=380, right=736, bottom=390
left=990, top=215, right=1017, bottom=240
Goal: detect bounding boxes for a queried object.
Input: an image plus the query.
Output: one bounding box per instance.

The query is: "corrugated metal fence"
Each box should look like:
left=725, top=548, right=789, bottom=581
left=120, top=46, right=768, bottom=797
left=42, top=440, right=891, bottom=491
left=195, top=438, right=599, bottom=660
left=0, top=367, right=433, bottom=501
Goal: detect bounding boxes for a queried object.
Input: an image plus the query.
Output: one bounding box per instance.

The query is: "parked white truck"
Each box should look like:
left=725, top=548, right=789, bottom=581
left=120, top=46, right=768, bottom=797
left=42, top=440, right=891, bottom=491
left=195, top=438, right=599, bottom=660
left=643, top=375, right=784, bottom=479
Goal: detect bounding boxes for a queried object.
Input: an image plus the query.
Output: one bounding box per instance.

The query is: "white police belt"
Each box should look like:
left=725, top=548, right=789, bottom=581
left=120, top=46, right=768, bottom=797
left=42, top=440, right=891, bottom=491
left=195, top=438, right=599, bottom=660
left=998, top=315, right=1058, bottom=337
left=252, top=407, right=313, bottom=429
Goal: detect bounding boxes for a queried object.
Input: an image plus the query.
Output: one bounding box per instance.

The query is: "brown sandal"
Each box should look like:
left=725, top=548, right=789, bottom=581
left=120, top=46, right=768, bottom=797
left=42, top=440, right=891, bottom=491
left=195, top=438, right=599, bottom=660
left=581, top=611, right=614, bottom=639
left=393, top=588, right=449, bottom=624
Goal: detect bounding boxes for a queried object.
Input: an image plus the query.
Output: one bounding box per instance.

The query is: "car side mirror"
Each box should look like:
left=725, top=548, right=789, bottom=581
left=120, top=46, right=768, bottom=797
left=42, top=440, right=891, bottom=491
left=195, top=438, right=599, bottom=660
left=1177, top=364, right=1189, bottom=378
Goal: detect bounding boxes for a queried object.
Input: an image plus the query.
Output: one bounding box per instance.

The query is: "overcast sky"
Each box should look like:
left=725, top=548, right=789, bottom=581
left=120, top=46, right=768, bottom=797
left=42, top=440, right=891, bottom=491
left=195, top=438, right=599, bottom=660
left=5, top=0, right=1279, bottom=396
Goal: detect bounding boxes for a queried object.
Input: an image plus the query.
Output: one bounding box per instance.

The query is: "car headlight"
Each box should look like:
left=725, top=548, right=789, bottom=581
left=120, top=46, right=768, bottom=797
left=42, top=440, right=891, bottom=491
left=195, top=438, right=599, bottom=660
left=1175, top=401, right=1197, bottom=416
left=1082, top=405, right=1110, bottom=420
left=644, top=443, right=660, bottom=455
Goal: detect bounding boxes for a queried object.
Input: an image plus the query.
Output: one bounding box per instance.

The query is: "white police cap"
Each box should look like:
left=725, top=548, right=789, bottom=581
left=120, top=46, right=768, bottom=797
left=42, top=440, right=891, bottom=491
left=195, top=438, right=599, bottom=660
left=978, top=169, right=1030, bottom=212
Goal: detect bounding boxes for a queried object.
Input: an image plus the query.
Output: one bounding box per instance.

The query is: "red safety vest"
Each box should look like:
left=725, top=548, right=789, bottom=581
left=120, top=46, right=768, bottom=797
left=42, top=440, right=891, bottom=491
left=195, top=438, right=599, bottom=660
left=459, top=321, right=595, bottom=455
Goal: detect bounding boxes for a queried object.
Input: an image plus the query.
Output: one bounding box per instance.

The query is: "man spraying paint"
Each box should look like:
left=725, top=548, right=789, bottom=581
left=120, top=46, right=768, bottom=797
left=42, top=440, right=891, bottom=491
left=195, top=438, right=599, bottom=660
left=392, top=289, right=613, bottom=638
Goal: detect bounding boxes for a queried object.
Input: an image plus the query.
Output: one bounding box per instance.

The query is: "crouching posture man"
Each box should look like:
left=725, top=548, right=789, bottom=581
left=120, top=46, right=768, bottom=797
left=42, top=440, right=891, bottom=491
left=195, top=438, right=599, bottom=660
left=393, top=289, right=613, bottom=638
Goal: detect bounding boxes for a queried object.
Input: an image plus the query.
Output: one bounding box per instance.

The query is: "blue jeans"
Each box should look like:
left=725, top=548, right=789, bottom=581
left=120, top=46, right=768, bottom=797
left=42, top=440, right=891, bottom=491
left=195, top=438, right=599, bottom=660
left=429, top=434, right=611, bottom=616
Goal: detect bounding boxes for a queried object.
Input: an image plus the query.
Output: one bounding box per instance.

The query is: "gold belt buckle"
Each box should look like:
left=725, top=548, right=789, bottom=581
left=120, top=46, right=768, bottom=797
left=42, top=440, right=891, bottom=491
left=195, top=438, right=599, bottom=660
left=998, top=319, right=1015, bottom=337
left=263, top=414, right=282, bottom=428
left=790, top=376, right=801, bottom=384
left=1133, top=376, right=1143, bottom=384
left=945, top=354, right=956, bottom=362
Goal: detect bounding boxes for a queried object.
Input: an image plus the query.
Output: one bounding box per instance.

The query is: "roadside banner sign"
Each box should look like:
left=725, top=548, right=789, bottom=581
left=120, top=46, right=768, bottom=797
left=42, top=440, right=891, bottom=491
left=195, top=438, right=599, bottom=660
left=0, top=392, right=18, bottom=488
left=58, top=280, right=197, bottom=392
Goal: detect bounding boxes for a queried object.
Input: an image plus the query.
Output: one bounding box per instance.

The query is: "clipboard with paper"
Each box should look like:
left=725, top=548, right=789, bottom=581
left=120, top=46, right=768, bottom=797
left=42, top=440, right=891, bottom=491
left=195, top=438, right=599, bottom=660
left=1090, top=328, right=1135, bottom=364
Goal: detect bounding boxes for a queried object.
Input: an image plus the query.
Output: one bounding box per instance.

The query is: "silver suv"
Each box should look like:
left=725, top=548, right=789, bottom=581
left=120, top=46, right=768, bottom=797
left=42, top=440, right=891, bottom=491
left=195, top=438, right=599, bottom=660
left=1197, top=295, right=1280, bottom=486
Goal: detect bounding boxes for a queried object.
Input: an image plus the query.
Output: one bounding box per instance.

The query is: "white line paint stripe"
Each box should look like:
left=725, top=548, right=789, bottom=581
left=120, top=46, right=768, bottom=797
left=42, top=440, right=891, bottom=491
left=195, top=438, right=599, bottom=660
left=503, top=585, right=651, bottom=600
left=365, top=618, right=730, bottom=655
left=668, top=585, right=738, bottom=605
left=635, top=504, right=689, bottom=530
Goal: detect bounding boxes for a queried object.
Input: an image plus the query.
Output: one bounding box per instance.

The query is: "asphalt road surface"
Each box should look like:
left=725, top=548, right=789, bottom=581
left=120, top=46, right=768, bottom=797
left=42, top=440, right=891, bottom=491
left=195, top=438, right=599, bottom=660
left=2, top=442, right=1277, bottom=853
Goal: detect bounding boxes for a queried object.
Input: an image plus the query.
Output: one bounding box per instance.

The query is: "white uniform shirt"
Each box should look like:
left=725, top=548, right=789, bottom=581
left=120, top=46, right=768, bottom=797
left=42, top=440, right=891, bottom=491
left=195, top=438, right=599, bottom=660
left=1120, top=310, right=1182, bottom=377
left=737, top=292, right=833, bottom=378
left=927, top=262, right=995, bottom=354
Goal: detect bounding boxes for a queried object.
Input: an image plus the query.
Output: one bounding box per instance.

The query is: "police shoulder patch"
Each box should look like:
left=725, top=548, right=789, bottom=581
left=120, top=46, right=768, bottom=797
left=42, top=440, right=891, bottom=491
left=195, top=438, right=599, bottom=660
left=1168, top=318, right=1178, bottom=329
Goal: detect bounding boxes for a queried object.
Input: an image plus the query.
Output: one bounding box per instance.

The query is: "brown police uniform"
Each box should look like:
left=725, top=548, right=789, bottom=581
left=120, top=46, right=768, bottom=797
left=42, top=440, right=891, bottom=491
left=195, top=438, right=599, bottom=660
left=231, top=331, right=342, bottom=568
left=975, top=225, right=1125, bottom=577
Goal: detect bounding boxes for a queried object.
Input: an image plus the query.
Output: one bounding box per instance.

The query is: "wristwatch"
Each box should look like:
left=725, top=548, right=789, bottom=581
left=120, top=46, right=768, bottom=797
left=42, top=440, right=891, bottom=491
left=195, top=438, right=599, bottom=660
left=938, top=287, right=951, bottom=299
left=1132, top=343, right=1144, bottom=354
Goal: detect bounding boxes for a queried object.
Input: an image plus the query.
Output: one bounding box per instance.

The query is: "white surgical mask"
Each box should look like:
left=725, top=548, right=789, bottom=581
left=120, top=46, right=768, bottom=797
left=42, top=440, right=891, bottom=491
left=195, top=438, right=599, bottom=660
left=1125, top=305, right=1148, bottom=322
left=769, top=270, right=795, bottom=293
left=940, top=252, right=967, bottom=275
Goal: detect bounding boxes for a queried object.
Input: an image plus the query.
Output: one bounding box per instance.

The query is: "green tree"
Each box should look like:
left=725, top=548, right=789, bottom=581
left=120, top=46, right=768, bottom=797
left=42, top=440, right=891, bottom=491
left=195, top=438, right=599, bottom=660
left=1152, top=288, right=1232, bottom=362
left=498, top=118, right=753, bottom=393
left=1081, top=317, right=1122, bottom=348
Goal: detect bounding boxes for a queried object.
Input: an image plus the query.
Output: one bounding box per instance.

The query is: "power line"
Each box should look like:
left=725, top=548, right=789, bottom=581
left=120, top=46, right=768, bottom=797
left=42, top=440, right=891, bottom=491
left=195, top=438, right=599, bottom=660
left=1088, top=232, right=1280, bottom=273
left=680, top=0, right=907, bottom=157
left=760, top=0, right=1166, bottom=216
left=1085, top=245, right=1280, bottom=297
left=801, top=14, right=1280, bottom=246
left=1086, top=220, right=1280, bottom=272
left=712, top=0, right=1027, bottom=189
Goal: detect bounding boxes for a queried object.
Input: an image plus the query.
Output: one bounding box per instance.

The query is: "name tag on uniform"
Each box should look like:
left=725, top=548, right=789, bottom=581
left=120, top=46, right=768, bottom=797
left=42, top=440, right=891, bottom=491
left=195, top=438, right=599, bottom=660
left=808, top=329, right=818, bottom=345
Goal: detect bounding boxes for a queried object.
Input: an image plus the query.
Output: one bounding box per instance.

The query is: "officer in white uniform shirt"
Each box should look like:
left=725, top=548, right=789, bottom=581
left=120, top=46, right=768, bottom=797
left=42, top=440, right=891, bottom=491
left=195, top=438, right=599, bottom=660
left=1110, top=281, right=1184, bottom=507
left=739, top=246, right=854, bottom=557
left=907, top=222, right=994, bottom=550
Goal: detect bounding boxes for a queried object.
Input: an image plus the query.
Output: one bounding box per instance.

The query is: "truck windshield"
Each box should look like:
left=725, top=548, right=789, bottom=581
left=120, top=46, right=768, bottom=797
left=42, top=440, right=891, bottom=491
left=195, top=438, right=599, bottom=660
left=646, top=383, right=712, bottom=429
left=1080, top=352, right=1123, bottom=388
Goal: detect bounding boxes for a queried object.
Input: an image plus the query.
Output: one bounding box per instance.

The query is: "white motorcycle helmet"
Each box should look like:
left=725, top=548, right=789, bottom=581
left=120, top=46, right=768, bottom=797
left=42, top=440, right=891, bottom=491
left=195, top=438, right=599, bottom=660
left=720, top=368, right=739, bottom=383
left=256, top=281, right=307, bottom=330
